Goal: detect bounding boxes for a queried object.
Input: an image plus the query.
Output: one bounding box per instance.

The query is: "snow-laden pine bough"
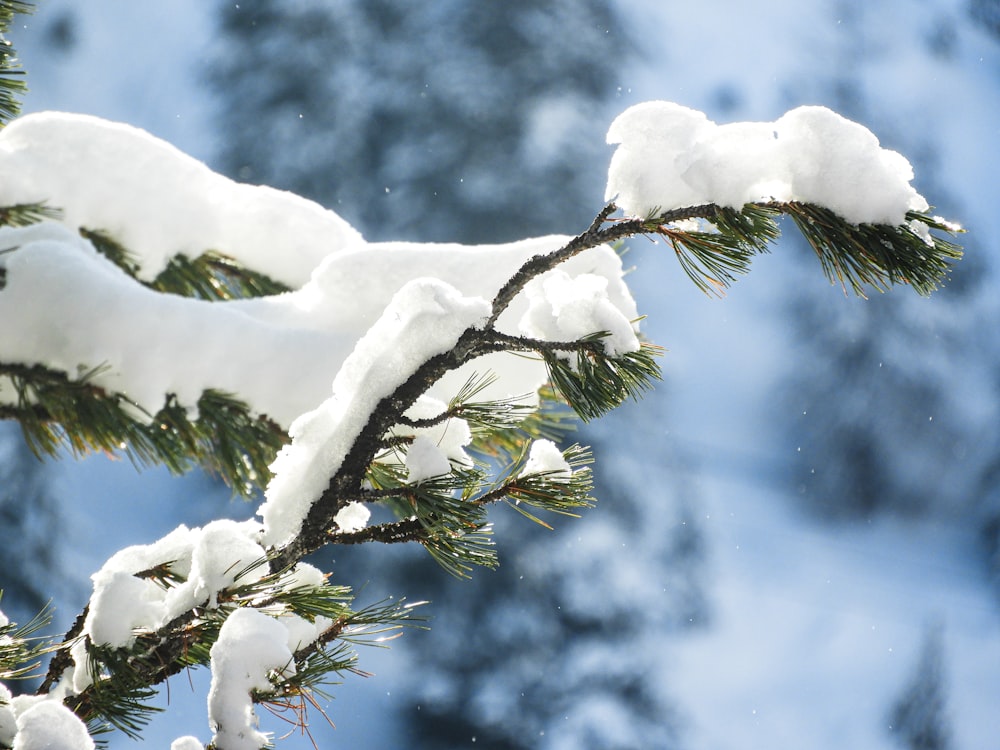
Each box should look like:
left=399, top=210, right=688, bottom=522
left=0, top=101, right=962, bottom=750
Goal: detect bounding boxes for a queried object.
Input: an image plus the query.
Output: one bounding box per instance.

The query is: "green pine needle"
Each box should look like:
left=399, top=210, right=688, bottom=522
left=80, top=228, right=290, bottom=300
left=405, top=470, right=499, bottom=576
left=153, top=250, right=290, bottom=300
left=0, top=598, right=53, bottom=681
left=423, top=521, right=498, bottom=578
left=77, top=228, right=143, bottom=277
left=499, top=442, right=595, bottom=528
left=662, top=226, right=760, bottom=295
left=644, top=203, right=779, bottom=295
left=74, top=644, right=166, bottom=741
left=544, top=337, right=663, bottom=422
left=779, top=202, right=963, bottom=296
left=644, top=201, right=961, bottom=297
left=0, top=2, right=33, bottom=126
left=0, top=363, right=284, bottom=496
left=358, top=456, right=500, bottom=577
left=337, top=596, right=428, bottom=645
left=0, top=202, right=61, bottom=227
left=446, top=371, right=535, bottom=434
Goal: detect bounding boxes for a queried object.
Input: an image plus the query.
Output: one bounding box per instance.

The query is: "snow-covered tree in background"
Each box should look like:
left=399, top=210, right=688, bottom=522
left=0, top=2, right=965, bottom=748
left=401, top=406, right=707, bottom=750
left=208, top=0, right=625, bottom=244
left=888, top=625, right=953, bottom=750
left=0, top=432, right=61, bottom=628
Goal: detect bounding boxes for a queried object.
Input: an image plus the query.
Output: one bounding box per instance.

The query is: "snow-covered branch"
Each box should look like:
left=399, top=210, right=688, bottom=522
left=0, top=99, right=963, bottom=750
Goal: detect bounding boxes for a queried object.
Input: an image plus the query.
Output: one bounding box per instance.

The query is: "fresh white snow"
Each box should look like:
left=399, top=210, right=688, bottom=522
left=521, top=439, right=574, bottom=479
left=6, top=698, right=94, bottom=750
left=606, top=101, right=928, bottom=225
left=0, top=113, right=362, bottom=286
left=0, top=114, right=640, bottom=430
left=207, top=607, right=294, bottom=750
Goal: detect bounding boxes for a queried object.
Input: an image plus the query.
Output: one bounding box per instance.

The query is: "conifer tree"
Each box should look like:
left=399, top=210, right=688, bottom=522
left=888, top=626, right=953, bottom=750
left=208, top=0, right=626, bottom=244
left=0, top=7, right=964, bottom=747
left=0, top=428, right=61, bottom=629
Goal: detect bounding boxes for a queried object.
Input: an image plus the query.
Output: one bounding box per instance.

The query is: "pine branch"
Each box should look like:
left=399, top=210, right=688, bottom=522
left=79, top=228, right=291, bottom=300
left=55, top=569, right=417, bottom=741
left=486, top=203, right=718, bottom=327
left=379, top=468, right=500, bottom=578
left=772, top=202, right=963, bottom=297
left=494, top=442, right=595, bottom=525
left=274, top=206, right=712, bottom=568
left=638, top=201, right=961, bottom=297
left=394, top=371, right=533, bottom=433
left=0, top=597, right=54, bottom=681
left=16, top=192, right=963, bottom=746
left=0, top=362, right=284, bottom=495
left=2, top=226, right=294, bottom=495
left=651, top=203, right=781, bottom=295
left=0, top=2, right=33, bottom=126
left=0, top=202, right=61, bottom=228
left=332, top=443, right=593, bottom=559
left=278, top=196, right=962, bottom=570
left=543, top=337, right=663, bottom=421
left=327, top=517, right=424, bottom=546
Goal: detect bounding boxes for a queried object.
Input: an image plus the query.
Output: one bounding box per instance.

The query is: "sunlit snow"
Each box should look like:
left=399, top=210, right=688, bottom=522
left=606, top=101, right=929, bottom=225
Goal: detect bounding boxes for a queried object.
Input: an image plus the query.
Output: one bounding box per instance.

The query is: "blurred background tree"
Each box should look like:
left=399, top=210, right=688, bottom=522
left=209, top=0, right=624, bottom=244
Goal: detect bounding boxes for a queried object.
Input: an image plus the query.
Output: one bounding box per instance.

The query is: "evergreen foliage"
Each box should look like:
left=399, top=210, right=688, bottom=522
left=0, top=1, right=32, bottom=125
left=0, top=595, right=50, bottom=682
left=208, top=0, right=628, bottom=244
left=888, top=626, right=953, bottom=750
left=0, top=363, right=284, bottom=497
left=639, top=202, right=962, bottom=297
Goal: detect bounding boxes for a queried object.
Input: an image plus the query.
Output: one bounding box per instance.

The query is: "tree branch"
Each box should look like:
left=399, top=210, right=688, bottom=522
left=267, top=204, right=686, bottom=569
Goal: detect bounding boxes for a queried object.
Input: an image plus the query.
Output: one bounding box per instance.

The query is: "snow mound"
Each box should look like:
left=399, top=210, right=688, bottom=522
left=606, top=101, right=929, bottom=225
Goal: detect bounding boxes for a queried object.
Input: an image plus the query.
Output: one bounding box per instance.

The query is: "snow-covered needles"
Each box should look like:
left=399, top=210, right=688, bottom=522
left=606, top=101, right=926, bottom=226
left=604, top=101, right=963, bottom=297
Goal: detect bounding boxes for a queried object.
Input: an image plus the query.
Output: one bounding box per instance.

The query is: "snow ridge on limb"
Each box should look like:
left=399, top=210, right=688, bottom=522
left=606, top=100, right=928, bottom=226
left=0, top=116, right=634, bottom=488
left=0, top=112, right=363, bottom=285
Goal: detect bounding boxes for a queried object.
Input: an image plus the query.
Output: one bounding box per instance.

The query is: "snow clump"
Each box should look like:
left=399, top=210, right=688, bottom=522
left=522, top=439, right=574, bottom=480
left=207, top=608, right=294, bottom=750
left=606, top=100, right=929, bottom=226
left=5, top=698, right=95, bottom=750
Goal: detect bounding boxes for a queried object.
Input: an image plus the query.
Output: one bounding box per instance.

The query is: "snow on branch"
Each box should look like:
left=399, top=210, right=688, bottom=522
left=606, top=100, right=927, bottom=226
left=0, top=101, right=964, bottom=750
